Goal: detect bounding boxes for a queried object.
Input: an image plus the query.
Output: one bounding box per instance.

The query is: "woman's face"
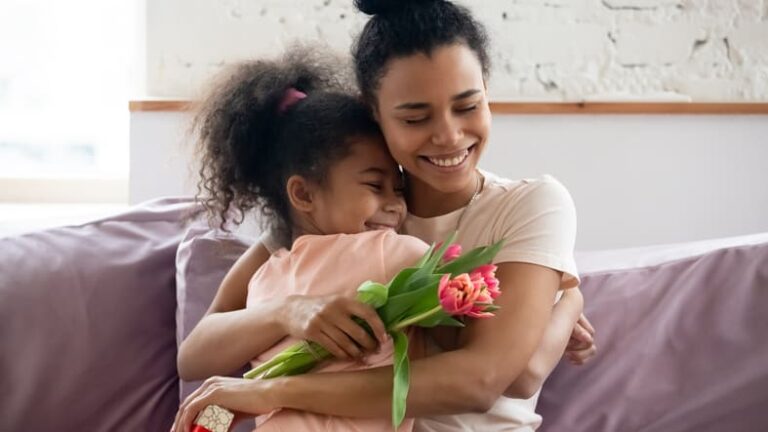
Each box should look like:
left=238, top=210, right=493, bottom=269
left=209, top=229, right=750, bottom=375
left=374, top=43, right=491, bottom=195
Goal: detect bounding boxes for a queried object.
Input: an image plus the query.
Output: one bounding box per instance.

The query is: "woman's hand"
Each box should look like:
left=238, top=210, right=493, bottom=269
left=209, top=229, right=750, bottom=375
left=282, top=294, right=388, bottom=360
left=171, top=376, right=277, bottom=432
left=564, top=313, right=597, bottom=365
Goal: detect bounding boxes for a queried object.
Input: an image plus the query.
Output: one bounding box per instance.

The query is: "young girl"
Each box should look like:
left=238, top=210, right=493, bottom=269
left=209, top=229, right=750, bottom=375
left=178, top=50, right=434, bottom=431
left=175, top=2, right=596, bottom=431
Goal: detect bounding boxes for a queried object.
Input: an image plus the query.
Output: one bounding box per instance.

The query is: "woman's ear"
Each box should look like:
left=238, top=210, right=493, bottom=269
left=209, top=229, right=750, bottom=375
left=371, top=104, right=381, bottom=123
left=286, top=175, right=316, bottom=213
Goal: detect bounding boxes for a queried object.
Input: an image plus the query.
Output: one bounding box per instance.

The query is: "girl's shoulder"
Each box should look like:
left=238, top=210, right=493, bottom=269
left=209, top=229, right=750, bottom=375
left=290, top=230, right=428, bottom=257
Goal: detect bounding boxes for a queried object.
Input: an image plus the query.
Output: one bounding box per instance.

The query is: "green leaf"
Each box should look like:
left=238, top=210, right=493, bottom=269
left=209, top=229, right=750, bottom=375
left=356, top=280, right=389, bottom=308
left=400, top=274, right=443, bottom=316
left=386, top=267, right=420, bottom=297
left=391, top=330, right=410, bottom=430
left=379, top=277, right=442, bottom=326
left=413, top=243, right=436, bottom=268
left=423, top=231, right=458, bottom=272
left=414, top=310, right=465, bottom=328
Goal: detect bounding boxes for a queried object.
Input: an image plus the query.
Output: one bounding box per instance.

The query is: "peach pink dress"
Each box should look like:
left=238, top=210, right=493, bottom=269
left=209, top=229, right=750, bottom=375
left=245, top=230, right=429, bottom=432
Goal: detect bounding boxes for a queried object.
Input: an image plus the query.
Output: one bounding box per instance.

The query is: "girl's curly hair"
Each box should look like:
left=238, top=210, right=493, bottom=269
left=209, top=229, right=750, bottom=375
left=191, top=47, right=381, bottom=237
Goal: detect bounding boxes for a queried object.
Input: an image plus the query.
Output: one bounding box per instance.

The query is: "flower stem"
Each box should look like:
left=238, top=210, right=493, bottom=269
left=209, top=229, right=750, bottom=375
left=390, top=305, right=444, bottom=332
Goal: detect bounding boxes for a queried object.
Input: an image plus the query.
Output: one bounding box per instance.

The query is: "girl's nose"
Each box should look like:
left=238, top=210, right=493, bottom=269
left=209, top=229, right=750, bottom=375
left=384, top=194, right=406, bottom=216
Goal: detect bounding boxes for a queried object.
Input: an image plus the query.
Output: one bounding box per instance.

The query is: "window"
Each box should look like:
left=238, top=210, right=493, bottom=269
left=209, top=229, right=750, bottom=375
left=0, top=0, right=134, bottom=202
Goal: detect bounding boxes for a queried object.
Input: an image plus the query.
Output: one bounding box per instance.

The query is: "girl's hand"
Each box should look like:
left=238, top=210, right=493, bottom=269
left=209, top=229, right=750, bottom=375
left=282, top=294, right=388, bottom=360
left=565, top=313, right=597, bottom=365
left=171, top=376, right=276, bottom=432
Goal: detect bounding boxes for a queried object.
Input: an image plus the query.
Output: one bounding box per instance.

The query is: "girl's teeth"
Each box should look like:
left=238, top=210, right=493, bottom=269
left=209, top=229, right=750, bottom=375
left=427, top=150, right=468, bottom=167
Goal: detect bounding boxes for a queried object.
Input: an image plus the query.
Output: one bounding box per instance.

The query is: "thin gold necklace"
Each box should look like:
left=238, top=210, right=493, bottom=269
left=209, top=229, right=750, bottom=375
left=456, top=171, right=483, bottom=231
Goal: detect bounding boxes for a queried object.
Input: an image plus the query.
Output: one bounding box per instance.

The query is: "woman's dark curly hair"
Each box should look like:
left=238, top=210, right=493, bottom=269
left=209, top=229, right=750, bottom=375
left=352, top=0, right=491, bottom=105
left=191, top=48, right=381, bottom=237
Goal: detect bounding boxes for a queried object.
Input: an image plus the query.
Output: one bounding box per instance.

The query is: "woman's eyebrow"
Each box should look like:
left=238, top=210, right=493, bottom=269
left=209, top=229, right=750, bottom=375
left=394, top=89, right=482, bottom=110
left=452, top=89, right=482, bottom=101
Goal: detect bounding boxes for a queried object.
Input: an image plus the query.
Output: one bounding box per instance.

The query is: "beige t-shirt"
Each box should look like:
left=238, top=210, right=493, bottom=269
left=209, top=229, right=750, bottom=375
left=406, top=172, right=579, bottom=432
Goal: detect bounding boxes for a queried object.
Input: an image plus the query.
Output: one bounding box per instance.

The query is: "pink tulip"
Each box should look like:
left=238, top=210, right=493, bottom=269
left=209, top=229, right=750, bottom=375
left=469, top=264, right=500, bottom=300
left=435, top=242, right=462, bottom=263
left=438, top=274, right=480, bottom=316
left=442, top=244, right=462, bottom=263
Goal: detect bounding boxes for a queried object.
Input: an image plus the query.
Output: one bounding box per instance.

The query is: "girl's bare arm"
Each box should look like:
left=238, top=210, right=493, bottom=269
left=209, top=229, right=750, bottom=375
left=177, top=242, right=283, bottom=380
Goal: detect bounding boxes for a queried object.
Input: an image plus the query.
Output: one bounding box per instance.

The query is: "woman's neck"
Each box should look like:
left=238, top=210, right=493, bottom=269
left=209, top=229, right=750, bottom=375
left=406, top=171, right=480, bottom=218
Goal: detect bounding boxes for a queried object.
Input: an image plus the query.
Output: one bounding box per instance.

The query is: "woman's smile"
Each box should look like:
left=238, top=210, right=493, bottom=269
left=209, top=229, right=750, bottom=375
left=420, top=144, right=477, bottom=171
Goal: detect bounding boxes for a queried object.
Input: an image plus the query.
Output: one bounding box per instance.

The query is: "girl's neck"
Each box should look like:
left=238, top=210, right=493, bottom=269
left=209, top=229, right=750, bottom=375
left=406, top=171, right=480, bottom=218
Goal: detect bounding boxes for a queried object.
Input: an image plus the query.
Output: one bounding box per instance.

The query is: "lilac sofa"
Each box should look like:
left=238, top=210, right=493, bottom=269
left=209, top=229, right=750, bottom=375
left=2, top=198, right=767, bottom=432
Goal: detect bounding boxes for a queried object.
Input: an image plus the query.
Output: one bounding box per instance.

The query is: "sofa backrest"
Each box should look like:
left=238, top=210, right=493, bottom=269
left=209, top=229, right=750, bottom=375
left=0, top=198, right=196, bottom=431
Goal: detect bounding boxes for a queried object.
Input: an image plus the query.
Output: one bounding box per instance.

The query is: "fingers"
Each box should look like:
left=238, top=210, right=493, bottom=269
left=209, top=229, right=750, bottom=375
left=318, top=323, right=361, bottom=360
left=571, top=322, right=594, bottom=345
left=578, top=313, right=596, bottom=335
left=304, top=297, right=387, bottom=359
left=566, top=344, right=597, bottom=365
left=343, top=300, right=388, bottom=345
left=172, top=377, right=212, bottom=431
left=332, top=314, right=378, bottom=352
left=172, top=376, right=223, bottom=432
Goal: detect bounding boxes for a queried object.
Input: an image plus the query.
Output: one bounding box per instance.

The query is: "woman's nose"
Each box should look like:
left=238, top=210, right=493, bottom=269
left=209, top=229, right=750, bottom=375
left=431, top=114, right=462, bottom=147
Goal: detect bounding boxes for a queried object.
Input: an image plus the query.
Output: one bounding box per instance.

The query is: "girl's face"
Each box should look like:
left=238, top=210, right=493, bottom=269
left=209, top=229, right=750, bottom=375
left=373, top=43, right=491, bottom=195
left=309, top=136, right=407, bottom=235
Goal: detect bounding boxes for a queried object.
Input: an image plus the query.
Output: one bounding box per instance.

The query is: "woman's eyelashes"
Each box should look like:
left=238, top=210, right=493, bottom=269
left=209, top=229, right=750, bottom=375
left=401, top=104, right=479, bottom=125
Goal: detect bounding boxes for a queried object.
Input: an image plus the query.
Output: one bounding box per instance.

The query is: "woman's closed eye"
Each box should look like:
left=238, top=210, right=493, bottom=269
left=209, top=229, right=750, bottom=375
left=456, top=104, right=477, bottom=113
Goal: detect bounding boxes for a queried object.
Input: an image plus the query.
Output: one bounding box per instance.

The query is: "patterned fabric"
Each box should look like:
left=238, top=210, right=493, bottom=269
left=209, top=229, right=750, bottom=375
left=193, top=405, right=235, bottom=432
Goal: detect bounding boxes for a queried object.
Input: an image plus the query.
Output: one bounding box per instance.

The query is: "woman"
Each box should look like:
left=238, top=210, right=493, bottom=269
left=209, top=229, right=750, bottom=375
left=174, top=1, right=596, bottom=431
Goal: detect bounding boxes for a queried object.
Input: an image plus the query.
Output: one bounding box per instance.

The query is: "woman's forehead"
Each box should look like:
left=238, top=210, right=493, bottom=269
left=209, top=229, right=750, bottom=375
left=377, top=44, right=485, bottom=105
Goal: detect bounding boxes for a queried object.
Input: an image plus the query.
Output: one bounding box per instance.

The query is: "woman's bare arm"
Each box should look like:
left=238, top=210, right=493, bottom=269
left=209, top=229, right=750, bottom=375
left=268, top=261, right=561, bottom=417
left=503, top=287, right=584, bottom=398
left=177, top=242, right=284, bottom=380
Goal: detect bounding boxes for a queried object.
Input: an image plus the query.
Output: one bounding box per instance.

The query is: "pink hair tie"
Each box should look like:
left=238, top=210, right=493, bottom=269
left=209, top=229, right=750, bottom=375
left=278, top=87, right=307, bottom=113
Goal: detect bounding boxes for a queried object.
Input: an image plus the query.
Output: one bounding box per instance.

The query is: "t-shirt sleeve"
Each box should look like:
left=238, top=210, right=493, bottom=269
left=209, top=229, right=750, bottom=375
left=380, top=232, right=431, bottom=282
left=493, top=175, right=580, bottom=289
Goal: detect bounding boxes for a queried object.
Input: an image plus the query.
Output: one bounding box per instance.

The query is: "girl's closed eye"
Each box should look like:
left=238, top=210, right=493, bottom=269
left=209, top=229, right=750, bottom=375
left=404, top=116, right=428, bottom=125
left=456, top=104, right=477, bottom=113
left=364, top=182, right=383, bottom=192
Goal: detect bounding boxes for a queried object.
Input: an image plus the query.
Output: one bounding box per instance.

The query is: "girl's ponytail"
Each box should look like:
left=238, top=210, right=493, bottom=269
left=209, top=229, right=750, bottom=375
left=191, top=48, right=345, bottom=230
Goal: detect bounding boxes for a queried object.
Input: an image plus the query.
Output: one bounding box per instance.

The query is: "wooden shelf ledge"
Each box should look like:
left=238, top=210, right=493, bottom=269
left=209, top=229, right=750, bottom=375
left=130, top=100, right=768, bottom=115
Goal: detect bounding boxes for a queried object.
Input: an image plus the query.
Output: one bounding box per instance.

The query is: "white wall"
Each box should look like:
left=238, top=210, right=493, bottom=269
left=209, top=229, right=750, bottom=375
left=131, top=0, right=768, bottom=249
left=129, top=111, right=768, bottom=250
left=143, top=0, right=768, bottom=101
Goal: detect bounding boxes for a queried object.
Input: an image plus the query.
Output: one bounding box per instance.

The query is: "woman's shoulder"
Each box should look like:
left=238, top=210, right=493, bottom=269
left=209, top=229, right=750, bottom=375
left=480, top=171, right=574, bottom=211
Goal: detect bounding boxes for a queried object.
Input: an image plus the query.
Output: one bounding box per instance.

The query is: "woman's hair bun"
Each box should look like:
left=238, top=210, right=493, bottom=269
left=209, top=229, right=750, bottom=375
left=354, top=0, right=439, bottom=16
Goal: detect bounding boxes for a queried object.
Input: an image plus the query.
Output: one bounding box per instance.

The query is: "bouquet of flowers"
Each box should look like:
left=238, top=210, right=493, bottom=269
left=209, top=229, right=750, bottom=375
left=192, top=233, right=503, bottom=431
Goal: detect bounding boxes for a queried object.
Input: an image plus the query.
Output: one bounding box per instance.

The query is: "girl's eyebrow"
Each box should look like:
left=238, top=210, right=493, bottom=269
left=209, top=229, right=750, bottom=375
left=394, top=89, right=482, bottom=110
left=359, top=167, right=387, bottom=175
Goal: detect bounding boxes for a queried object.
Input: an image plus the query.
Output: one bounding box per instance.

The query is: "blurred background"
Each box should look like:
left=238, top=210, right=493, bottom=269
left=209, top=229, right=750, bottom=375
left=2, top=0, right=767, bottom=249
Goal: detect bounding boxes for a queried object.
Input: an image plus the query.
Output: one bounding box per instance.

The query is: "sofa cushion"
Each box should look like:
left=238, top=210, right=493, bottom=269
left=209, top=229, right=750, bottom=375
left=539, top=240, right=768, bottom=432
left=0, top=197, right=195, bottom=431
left=175, top=220, right=257, bottom=432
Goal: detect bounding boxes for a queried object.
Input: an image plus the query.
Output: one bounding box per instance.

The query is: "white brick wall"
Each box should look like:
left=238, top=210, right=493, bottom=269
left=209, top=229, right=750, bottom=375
left=143, top=0, right=768, bottom=101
